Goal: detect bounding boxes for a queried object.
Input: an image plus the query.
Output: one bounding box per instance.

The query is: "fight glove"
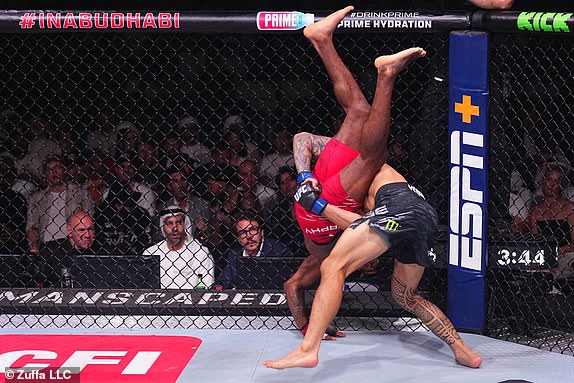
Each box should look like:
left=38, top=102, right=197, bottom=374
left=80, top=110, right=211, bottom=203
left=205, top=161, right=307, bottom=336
left=294, top=183, right=328, bottom=215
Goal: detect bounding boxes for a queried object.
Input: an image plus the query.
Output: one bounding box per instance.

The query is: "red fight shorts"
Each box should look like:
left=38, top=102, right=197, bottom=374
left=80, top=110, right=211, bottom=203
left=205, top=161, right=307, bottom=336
left=295, top=139, right=362, bottom=244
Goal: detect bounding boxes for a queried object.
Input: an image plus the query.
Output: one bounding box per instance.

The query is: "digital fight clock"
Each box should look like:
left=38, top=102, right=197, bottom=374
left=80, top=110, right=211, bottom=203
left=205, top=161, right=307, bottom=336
left=489, top=241, right=557, bottom=271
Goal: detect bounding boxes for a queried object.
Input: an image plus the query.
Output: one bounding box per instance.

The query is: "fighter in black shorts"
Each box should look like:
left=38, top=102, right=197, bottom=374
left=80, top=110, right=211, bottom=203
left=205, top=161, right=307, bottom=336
left=265, top=164, right=483, bottom=370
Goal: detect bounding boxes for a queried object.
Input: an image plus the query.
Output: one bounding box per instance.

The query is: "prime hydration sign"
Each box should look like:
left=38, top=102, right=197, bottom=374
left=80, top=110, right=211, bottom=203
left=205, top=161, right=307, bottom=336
left=447, top=31, right=489, bottom=332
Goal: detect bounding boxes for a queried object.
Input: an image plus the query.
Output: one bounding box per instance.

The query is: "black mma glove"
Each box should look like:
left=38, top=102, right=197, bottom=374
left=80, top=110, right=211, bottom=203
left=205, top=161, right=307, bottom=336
left=294, top=183, right=328, bottom=215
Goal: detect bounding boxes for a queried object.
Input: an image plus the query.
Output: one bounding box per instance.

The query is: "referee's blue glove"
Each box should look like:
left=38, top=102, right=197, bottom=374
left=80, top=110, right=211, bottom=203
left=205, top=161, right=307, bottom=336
left=294, top=183, right=328, bottom=215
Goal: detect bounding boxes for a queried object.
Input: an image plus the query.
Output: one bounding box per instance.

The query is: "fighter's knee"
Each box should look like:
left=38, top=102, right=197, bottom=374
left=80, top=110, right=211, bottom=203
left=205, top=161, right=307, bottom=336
left=320, top=257, right=344, bottom=277
left=348, top=103, right=370, bottom=119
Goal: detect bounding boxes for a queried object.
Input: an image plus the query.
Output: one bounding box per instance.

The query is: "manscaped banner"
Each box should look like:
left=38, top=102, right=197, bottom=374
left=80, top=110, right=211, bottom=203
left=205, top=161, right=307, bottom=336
left=0, top=289, right=402, bottom=316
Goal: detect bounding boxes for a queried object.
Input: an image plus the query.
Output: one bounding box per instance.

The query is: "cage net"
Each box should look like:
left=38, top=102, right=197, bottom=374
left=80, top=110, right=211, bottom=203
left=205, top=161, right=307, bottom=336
left=0, top=31, right=449, bottom=332
left=488, top=33, right=574, bottom=354
left=2, top=24, right=572, bottom=355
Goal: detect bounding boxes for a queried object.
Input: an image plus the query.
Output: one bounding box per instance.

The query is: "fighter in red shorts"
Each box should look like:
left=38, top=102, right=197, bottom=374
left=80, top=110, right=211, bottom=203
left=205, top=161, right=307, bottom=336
left=284, top=6, right=426, bottom=339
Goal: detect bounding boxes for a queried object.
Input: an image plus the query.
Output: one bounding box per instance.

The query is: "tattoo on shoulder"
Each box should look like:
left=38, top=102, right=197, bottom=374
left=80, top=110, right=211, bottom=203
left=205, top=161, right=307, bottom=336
left=311, top=135, right=331, bottom=158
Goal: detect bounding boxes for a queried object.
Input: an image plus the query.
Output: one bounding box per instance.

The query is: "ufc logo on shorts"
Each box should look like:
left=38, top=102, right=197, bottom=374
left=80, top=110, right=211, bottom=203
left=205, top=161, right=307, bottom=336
left=449, top=130, right=485, bottom=271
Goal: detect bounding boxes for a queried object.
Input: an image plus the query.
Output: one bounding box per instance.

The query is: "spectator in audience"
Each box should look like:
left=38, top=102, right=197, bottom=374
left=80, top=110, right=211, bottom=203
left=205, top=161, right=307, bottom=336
left=37, top=210, right=96, bottom=287
left=0, top=155, right=27, bottom=254
left=133, top=140, right=163, bottom=193
left=1, top=118, right=39, bottom=201
left=237, top=159, right=275, bottom=207
left=62, top=151, right=90, bottom=187
left=215, top=130, right=248, bottom=168
left=115, top=121, right=140, bottom=158
left=202, top=165, right=242, bottom=272
left=172, top=153, right=198, bottom=184
left=159, top=131, right=185, bottom=170
left=223, top=116, right=261, bottom=161
left=509, top=169, right=532, bottom=233
left=179, top=117, right=211, bottom=166
left=94, top=186, right=152, bottom=255
left=532, top=157, right=574, bottom=205
left=259, top=127, right=295, bottom=188
left=528, top=164, right=574, bottom=278
left=86, top=109, right=116, bottom=157
left=217, top=210, right=292, bottom=289
left=143, top=206, right=214, bottom=289
left=16, top=117, right=59, bottom=185
left=154, top=167, right=210, bottom=243
left=103, top=154, right=156, bottom=219
left=26, top=156, right=94, bottom=253
left=210, top=143, right=235, bottom=168
left=84, top=149, right=109, bottom=206
left=265, top=167, right=306, bottom=256
left=54, top=129, right=81, bottom=162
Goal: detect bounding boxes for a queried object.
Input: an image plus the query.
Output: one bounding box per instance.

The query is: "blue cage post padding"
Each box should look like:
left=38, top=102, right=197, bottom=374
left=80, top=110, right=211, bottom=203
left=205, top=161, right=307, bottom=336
left=448, top=31, right=489, bottom=333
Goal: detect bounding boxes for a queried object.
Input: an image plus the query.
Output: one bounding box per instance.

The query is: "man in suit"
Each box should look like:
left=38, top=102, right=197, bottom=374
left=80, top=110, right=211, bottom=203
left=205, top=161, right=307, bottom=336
left=217, top=210, right=292, bottom=289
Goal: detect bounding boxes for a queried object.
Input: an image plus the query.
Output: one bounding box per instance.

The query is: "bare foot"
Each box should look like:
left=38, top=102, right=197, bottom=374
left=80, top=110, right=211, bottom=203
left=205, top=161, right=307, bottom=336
left=303, top=6, right=354, bottom=43
left=374, top=47, right=427, bottom=78
left=263, top=348, right=319, bottom=370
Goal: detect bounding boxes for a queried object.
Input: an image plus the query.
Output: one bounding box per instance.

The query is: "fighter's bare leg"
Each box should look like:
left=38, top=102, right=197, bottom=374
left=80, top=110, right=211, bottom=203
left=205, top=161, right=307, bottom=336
left=340, top=47, right=426, bottom=202
left=283, top=249, right=323, bottom=329
left=304, top=6, right=370, bottom=150
left=264, top=223, right=388, bottom=369
left=391, top=260, right=482, bottom=368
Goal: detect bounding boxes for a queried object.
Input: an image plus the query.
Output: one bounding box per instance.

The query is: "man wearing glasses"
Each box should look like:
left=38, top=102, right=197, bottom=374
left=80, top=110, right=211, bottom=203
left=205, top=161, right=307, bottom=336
left=216, top=210, right=292, bottom=289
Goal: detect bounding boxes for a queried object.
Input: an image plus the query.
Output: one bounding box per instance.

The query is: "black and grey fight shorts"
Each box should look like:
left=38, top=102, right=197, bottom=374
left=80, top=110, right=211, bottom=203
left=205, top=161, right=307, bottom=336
left=349, top=182, right=438, bottom=267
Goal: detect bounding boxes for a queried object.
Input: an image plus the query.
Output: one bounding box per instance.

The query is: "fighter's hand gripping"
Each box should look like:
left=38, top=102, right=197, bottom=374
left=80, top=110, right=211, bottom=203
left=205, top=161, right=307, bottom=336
left=294, top=182, right=327, bottom=215
left=296, top=171, right=320, bottom=190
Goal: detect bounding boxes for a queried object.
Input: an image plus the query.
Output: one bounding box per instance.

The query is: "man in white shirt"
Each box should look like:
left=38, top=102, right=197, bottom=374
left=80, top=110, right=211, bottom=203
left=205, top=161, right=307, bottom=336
left=178, top=117, right=211, bottom=166
left=259, top=127, right=295, bottom=188
left=143, top=206, right=214, bottom=289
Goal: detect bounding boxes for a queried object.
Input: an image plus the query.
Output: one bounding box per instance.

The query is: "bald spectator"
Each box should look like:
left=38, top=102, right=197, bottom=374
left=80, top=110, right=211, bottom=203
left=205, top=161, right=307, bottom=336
left=37, top=210, right=96, bottom=287
left=26, top=156, right=94, bottom=253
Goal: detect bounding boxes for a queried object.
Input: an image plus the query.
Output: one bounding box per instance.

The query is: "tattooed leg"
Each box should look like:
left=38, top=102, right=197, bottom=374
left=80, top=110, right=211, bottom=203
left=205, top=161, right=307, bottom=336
left=391, top=261, right=482, bottom=368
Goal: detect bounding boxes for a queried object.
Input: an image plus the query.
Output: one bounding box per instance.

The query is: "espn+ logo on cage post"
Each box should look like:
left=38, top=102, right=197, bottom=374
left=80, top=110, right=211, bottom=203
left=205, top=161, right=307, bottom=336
left=449, top=94, right=487, bottom=272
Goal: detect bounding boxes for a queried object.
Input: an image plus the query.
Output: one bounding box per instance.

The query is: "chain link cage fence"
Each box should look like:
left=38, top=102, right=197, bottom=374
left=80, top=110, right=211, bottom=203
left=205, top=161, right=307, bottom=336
left=487, top=31, right=574, bottom=354
left=0, top=10, right=572, bottom=355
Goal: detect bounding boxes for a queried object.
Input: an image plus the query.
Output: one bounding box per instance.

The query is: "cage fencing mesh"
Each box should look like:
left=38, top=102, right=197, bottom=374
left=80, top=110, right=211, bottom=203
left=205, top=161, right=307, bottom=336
left=487, top=32, right=574, bottom=354
left=0, top=23, right=572, bottom=355
left=0, top=31, right=447, bottom=332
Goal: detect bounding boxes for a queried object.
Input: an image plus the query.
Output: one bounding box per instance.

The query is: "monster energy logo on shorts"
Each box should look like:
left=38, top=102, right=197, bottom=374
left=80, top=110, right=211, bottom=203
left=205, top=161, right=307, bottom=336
left=385, top=219, right=399, bottom=231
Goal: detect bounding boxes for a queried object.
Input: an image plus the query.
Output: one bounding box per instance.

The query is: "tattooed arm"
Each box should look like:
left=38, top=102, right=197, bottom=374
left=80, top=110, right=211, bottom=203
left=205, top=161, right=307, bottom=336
left=293, top=132, right=331, bottom=173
